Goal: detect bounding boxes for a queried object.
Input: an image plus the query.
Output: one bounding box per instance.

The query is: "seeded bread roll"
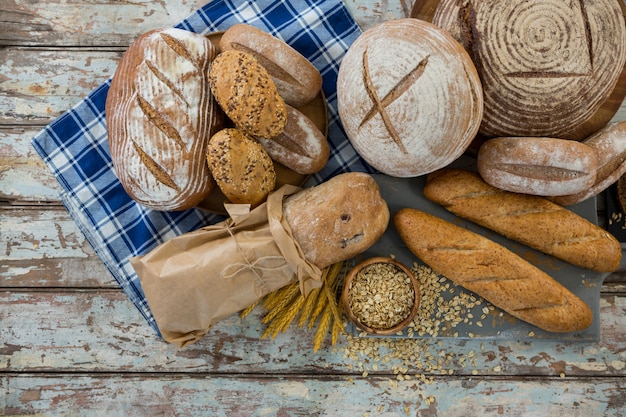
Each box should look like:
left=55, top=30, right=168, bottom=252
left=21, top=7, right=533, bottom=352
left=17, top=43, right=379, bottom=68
left=423, top=168, right=622, bottom=272
left=551, top=121, right=626, bottom=206
left=219, top=23, right=323, bottom=107
left=477, top=137, right=598, bottom=196
left=283, top=172, right=390, bottom=269
left=208, top=50, right=287, bottom=139
left=206, top=128, right=276, bottom=206
left=337, top=18, right=483, bottom=177
left=257, top=104, right=329, bottom=174
left=394, top=208, right=593, bottom=333
left=106, top=28, right=224, bottom=211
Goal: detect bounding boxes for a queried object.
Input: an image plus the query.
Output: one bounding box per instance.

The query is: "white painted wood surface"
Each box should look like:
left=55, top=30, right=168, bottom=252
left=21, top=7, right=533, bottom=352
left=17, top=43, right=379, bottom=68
left=1, top=0, right=625, bottom=415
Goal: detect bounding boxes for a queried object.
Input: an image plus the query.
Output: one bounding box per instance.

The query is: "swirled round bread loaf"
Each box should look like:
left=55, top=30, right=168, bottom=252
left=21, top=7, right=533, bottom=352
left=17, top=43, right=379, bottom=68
left=427, top=0, right=626, bottom=140
left=106, top=28, right=224, bottom=211
left=336, top=18, right=483, bottom=177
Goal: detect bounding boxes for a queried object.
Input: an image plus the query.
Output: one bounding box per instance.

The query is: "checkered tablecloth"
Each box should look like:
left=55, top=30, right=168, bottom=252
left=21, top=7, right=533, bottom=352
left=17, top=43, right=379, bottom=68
left=31, top=0, right=371, bottom=335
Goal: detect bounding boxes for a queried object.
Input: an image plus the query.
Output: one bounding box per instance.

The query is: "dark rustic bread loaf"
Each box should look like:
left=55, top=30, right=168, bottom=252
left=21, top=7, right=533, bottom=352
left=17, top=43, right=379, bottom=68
left=256, top=104, right=329, bottom=174
left=477, top=137, right=598, bottom=196
left=283, top=172, right=389, bottom=269
left=208, top=50, right=287, bottom=139
left=394, top=208, right=593, bottom=333
left=428, top=0, right=626, bottom=140
left=206, top=128, right=276, bottom=206
left=219, top=23, right=323, bottom=107
left=423, top=168, right=622, bottom=272
left=336, top=18, right=483, bottom=177
left=106, top=28, right=224, bottom=211
left=551, top=121, right=626, bottom=206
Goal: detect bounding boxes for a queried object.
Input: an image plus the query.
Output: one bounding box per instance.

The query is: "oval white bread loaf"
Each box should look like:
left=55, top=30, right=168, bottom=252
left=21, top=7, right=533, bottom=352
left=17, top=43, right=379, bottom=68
left=430, top=0, right=626, bottom=140
left=394, top=208, right=593, bottom=333
left=208, top=50, right=287, bottom=139
left=336, top=18, right=483, bottom=177
left=477, top=137, right=598, bottom=196
left=106, top=28, right=224, bottom=211
left=283, top=172, right=389, bottom=269
left=550, top=121, right=626, bottom=206
left=219, top=23, right=323, bottom=108
left=423, top=168, right=622, bottom=272
left=206, top=128, right=276, bottom=206
left=256, top=104, right=329, bottom=175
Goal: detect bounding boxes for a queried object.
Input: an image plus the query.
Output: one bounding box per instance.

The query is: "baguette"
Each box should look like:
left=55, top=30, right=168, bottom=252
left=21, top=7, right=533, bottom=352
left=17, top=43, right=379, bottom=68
left=394, top=208, right=593, bottom=333
left=423, top=168, right=622, bottom=272
left=477, top=137, right=598, bottom=196
left=551, top=121, right=626, bottom=206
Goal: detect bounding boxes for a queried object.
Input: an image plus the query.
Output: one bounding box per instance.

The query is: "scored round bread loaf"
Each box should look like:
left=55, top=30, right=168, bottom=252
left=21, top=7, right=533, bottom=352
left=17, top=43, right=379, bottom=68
left=477, top=137, right=598, bottom=196
left=336, top=18, right=483, bottom=178
left=208, top=50, right=287, bottom=139
left=219, top=23, right=323, bottom=108
left=427, top=0, right=626, bottom=140
left=206, top=128, right=276, bottom=206
left=106, top=28, right=224, bottom=211
left=256, top=104, right=329, bottom=175
left=283, top=172, right=390, bottom=269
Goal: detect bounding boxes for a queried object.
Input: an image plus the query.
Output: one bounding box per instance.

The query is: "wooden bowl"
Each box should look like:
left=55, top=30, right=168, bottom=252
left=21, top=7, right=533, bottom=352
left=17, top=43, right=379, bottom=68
left=341, top=257, right=420, bottom=336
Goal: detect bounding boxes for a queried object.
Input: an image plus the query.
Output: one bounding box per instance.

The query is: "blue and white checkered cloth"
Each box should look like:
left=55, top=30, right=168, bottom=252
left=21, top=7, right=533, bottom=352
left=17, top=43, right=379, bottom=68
left=31, top=0, right=372, bottom=335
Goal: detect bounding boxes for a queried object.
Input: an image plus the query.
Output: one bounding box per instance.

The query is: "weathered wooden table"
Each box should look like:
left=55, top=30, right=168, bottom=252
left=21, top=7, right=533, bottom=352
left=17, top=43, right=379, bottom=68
left=1, top=1, right=625, bottom=415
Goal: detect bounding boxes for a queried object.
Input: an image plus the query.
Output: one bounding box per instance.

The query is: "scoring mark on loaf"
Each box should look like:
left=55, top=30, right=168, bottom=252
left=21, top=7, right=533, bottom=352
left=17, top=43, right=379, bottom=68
left=160, top=32, right=202, bottom=70
left=360, top=47, right=431, bottom=155
left=136, top=95, right=187, bottom=150
left=144, top=60, right=188, bottom=105
left=131, top=140, right=180, bottom=191
left=227, top=42, right=301, bottom=87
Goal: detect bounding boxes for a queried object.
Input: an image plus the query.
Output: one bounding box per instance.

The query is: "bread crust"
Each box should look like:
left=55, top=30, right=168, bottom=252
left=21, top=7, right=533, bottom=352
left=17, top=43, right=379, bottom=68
left=394, top=208, right=593, bottom=333
left=336, top=18, right=483, bottom=177
left=551, top=121, right=626, bottom=205
left=431, top=0, right=626, bottom=139
left=106, top=28, right=224, bottom=211
left=219, top=23, right=322, bottom=107
left=423, top=168, right=622, bottom=272
left=206, top=128, right=276, bottom=206
left=257, top=104, right=329, bottom=174
left=283, top=172, right=390, bottom=268
left=477, top=137, right=598, bottom=196
left=208, top=50, right=287, bottom=139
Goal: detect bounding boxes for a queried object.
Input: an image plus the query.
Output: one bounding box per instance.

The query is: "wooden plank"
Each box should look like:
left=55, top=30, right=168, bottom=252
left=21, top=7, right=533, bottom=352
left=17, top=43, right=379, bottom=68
left=1, top=290, right=625, bottom=376
left=1, top=374, right=624, bottom=416
left=0, top=0, right=209, bottom=47
left=0, top=208, right=113, bottom=288
left=0, top=47, right=121, bottom=124
left=0, top=126, right=62, bottom=203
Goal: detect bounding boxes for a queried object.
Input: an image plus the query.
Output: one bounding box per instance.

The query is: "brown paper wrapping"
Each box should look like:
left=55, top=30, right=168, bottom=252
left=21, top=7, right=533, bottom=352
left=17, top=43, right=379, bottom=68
left=131, top=185, right=323, bottom=347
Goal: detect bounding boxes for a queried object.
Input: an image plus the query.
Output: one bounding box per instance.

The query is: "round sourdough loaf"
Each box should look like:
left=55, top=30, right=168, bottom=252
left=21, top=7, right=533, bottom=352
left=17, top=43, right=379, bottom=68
left=336, top=18, right=483, bottom=178
left=206, top=128, right=276, bottom=206
left=428, top=0, right=626, bottom=140
left=219, top=23, right=323, bottom=108
left=106, top=28, right=224, bottom=211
